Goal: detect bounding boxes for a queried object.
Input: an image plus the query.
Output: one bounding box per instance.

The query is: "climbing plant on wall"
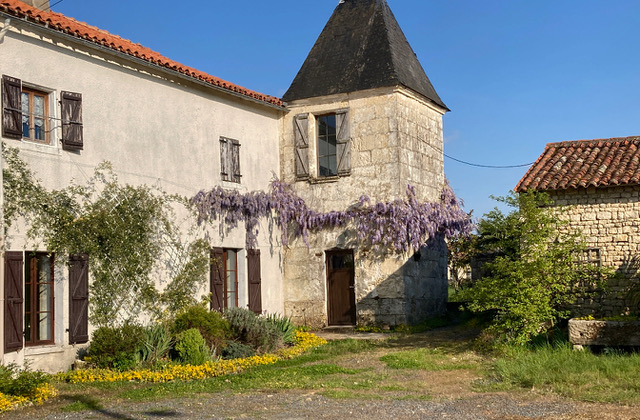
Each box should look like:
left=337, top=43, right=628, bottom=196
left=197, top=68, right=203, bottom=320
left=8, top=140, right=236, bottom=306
left=191, top=179, right=473, bottom=253
left=2, top=144, right=209, bottom=327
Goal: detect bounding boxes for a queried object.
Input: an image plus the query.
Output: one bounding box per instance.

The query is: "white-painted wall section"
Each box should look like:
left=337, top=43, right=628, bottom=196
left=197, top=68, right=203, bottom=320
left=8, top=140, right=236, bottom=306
left=0, top=18, right=284, bottom=371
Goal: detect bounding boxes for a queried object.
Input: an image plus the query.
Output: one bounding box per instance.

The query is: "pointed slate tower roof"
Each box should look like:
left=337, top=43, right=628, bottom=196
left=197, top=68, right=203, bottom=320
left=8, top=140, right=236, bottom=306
left=283, top=0, right=448, bottom=110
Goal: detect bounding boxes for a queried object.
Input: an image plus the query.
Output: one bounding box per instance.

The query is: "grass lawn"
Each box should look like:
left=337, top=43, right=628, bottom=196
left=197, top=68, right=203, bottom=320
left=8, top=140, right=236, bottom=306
left=9, top=320, right=640, bottom=417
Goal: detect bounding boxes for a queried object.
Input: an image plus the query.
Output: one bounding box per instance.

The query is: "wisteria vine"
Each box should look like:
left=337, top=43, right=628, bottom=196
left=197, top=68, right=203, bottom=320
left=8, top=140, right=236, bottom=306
left=191, top=179, right=473, bottom=254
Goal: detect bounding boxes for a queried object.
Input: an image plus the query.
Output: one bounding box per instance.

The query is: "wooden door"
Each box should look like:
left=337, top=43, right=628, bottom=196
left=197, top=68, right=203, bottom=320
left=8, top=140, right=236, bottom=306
left=326, top=250, right=356, bottom=326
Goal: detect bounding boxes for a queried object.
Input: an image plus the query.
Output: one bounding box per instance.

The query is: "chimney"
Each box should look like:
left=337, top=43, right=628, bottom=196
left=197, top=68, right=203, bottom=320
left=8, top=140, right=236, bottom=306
left=21, top=0, right=50, bottom=11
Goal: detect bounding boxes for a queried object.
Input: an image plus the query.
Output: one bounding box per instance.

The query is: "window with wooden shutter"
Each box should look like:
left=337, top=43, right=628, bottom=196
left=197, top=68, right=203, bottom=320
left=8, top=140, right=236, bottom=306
left=335, top=110, right=351, bottom=175
left=61, top=91, right=83, bottom=150
left=2, top=75, right=22, bottom=139
left=220, top=137, right=241, bottom=183
left=210, top=248, right=225, bottom=311
left=294, top=114, right=309, bottom=180
left=69, top=254, right=89, bottom=344
left=4, top=251, right=24, bottom=353
left=247, top=249, right=262, bottom=314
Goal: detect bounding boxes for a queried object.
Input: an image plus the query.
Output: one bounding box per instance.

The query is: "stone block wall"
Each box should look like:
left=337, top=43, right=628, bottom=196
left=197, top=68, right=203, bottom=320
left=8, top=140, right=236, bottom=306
left=280, top=87, right=448, bottom=327
left=549, top=186, right=640, bottom=316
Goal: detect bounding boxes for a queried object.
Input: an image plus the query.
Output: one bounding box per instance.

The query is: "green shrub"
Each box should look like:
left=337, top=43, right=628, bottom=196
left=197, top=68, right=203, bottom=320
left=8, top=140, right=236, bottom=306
left=174, top=328, right=210, bottom=365
left=265, top=313, right=296, bottom=345
left=139, top=324, right=173, bottom=367
left=0, top=364, right=49, bottom=398
left=172, top=305, right=229, bottom=352
left=221, top=341, right=255, bottom=360
left=85, top=323, right=146, bottom=370
left=224, top=307, right=282, bottom=353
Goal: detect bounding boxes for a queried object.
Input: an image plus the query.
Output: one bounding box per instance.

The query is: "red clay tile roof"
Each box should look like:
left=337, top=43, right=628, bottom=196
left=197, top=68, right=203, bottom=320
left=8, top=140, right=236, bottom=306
left=516, top=136, right=640, bottom=192
left=0, top=0, right=283, bottom=107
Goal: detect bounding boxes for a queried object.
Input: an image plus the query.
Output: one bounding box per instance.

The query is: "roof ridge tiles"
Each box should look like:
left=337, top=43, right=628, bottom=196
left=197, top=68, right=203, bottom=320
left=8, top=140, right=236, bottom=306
left=0, top=0, right=283, bottom=107
left=517, top=136, right=640, bottom=192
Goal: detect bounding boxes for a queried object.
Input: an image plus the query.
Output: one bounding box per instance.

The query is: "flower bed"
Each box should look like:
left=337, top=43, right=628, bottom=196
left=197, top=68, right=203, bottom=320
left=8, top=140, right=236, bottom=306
left=0, top=384, right=57, bottom=413
left=60, top=331, right=326, bottom=384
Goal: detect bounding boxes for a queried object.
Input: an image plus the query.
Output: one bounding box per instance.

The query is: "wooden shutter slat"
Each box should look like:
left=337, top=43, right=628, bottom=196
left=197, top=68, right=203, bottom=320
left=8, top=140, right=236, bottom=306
left=61, top=91, right=83, bottom=150
left=247, top=249, right=262, bottom=314
left=2, top=75, right=22, bottom=139
left=4, top=251, right=23, bottom=353
left=69, top=254, right=89, bottom=344
left=336, top=110, right=351, bottom=175
left=210, top=248, right=225, bottom=311
left=294, top=114, right=309, bottom=179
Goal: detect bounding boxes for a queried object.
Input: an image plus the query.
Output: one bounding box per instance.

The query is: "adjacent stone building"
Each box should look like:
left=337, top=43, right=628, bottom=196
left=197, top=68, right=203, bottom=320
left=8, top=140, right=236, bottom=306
left=516, top=136, right=640, bottom=316
left=281, top=0, right=450, bottom=327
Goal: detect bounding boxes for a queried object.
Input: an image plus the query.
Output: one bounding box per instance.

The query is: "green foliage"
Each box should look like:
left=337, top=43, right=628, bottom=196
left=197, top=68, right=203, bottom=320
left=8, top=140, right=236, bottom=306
left=265, top=313, right=296, bottom=345
left=461, top=191, right=608, bottom=345
left=1, top=146, right=210, bottom=326
left=174, top=328, right=210, bottom=365
left=220, top=341, right=255, bottom=360
left=172, top=305, right=230, bottom=352
left=139, top=325, right=173, bottom=367
left=0, top=364, right=50, bottom=398
left=224, top=307, right=282, bottom=353
left=85, top=324, right=146, bottom=370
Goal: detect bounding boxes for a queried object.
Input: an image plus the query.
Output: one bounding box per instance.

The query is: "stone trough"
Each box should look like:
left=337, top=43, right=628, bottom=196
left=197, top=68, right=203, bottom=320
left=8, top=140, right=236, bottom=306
left=568, top=318, right=640, bottom=348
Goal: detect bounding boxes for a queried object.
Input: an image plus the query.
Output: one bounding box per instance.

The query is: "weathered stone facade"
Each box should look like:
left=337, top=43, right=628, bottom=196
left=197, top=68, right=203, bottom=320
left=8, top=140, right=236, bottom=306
left=548, top=186, right=640, bottom=316
left=281, top=87, right=448, bottom=328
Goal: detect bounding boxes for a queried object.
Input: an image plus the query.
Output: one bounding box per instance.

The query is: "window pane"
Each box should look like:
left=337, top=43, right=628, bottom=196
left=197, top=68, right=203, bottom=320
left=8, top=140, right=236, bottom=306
left=226, top=292, right=237, bottom=309
left=34, top=95, right=44, bottom=118
left=326, top=115, right=336, bottom=137
left=34, top=95, right=45, bottom=140
left=22, top=92, right=30, bottom=138
left=38, top=312, right=51, bottom=341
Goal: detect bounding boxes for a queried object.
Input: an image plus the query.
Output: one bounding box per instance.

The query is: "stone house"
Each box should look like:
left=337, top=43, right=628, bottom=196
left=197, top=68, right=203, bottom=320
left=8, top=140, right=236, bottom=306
left=0, top=0, right=455, bottom=371
left=281, top=0, right=450, bottom=327
left=516, top=136, right=640, bottom=316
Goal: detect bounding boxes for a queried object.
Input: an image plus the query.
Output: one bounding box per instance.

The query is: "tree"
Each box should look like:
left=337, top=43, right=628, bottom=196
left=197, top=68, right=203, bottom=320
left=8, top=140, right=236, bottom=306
left=462, top=191, right=606, bottom=345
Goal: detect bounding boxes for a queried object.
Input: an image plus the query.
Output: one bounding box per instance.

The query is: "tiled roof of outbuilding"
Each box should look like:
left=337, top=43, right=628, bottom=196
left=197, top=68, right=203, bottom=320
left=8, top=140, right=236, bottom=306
left=516, top=136, right=640, bottom=192
left=0, top=0, right=283, bottom=107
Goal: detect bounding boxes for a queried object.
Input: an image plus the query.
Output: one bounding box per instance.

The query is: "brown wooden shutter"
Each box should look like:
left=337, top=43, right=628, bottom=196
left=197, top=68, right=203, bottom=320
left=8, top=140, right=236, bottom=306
left=220, top=138, right=229, bottom=181
left=4, top=251, right=24, bottom=353
left=61, top=91, right=83, bottom=150
left=247, top=249, right=262, bottom=314
left=294, top=114, right=309, bottom=179
left=1, top=75, right=22, bottom=139
left=69, top=254, right=89, bottom=344
left=231, top=139, right=241, bottom=183
left=210, top=248, right=225, bottom=311
left=336, top=110, right=351, bottom=175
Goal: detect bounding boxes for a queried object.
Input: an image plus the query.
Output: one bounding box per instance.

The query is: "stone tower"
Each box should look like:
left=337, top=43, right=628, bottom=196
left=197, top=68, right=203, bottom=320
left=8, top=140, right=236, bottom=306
left=281, top=0, right=449, bottom=327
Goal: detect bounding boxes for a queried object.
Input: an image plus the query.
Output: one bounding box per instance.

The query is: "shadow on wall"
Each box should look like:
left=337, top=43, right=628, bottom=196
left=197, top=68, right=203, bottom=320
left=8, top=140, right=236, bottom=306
left=356, top=235, right=448, bottom=327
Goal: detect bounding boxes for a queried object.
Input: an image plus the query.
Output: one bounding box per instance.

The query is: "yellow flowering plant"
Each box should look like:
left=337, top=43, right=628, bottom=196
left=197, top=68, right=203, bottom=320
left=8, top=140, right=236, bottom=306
left=60, top=331, right=326, bottom=385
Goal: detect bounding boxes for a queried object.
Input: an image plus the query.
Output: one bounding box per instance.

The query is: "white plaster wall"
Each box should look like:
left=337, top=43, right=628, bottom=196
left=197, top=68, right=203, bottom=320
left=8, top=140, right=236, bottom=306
left=0, top=20, right=284, bottom=371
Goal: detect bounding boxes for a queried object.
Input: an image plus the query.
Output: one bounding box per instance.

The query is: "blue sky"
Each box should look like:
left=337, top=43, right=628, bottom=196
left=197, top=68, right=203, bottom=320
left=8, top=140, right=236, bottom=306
left=53, top=0, right=640, bottom=218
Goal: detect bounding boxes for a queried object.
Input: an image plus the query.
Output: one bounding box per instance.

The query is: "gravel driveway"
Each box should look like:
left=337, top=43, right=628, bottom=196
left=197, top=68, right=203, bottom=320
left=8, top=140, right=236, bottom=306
left=14, top=390, right=640, bottom=420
